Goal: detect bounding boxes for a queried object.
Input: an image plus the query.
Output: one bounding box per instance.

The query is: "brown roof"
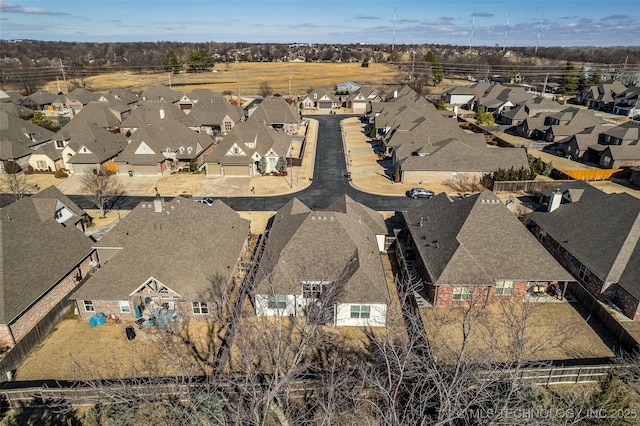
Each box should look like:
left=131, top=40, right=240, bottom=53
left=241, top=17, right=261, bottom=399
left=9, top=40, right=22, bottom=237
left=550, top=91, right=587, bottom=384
left=0, top=187, right=94, bottom=323
left=72, top=198, right=250, bottom=301
left=255, top=197, right=390, bottom=304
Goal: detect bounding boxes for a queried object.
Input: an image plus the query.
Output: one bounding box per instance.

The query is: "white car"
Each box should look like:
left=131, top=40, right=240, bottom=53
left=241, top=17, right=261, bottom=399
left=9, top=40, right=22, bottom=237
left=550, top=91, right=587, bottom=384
left=192, top=197, right=215, bottom=206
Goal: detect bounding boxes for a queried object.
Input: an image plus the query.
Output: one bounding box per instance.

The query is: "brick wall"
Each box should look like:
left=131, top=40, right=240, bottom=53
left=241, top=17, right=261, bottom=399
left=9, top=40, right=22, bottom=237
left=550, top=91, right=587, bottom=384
left=76, top=299, right=223, bottom=323
left=430, top=281, right=544, bottom=307
left=532, top=222, right=640, bottom=320
left=6, top=253, right=95, bottom=347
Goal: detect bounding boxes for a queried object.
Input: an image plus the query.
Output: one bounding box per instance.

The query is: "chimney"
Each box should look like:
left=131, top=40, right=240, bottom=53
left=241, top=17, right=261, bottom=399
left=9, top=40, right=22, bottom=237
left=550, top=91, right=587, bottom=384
left=159, top=108, right=165, bottom=120
left=153, top=187, right=164, bottom=212
left=548, top=189, right=562, bottom=212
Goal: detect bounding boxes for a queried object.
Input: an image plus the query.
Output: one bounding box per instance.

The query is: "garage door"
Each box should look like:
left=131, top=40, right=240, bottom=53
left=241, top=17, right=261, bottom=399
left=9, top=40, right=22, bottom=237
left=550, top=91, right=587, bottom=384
left=223, top=164, right=251, bottom=176
left=207, top=163, right=222, bottom=175
left=71, top=163, right=96, bottom=174
left=131, top=165, right=159, bottom=176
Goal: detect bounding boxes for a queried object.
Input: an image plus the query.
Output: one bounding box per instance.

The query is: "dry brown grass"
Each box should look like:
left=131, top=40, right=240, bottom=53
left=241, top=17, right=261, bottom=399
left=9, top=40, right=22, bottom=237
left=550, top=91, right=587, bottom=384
left=71, top=62, right=403, bottom=96
left=421, top=302, right=614, bottom=364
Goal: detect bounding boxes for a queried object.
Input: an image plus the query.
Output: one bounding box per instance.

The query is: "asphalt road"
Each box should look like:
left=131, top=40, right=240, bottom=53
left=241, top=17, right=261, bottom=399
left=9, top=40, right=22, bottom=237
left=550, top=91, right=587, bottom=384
left=1, top=115, right=427, bottom=212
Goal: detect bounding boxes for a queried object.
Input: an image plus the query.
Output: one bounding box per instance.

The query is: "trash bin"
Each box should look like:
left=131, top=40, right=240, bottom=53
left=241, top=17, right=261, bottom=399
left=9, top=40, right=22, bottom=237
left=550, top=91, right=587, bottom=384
left=128, top=171, right=133, bottom=177
left=125, top=326, right=136, bottom=341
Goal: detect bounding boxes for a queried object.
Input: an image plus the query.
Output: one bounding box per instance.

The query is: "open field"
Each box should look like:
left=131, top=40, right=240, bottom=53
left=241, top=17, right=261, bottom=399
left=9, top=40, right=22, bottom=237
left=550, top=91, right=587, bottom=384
left=67, top=63, right=403, bottom=96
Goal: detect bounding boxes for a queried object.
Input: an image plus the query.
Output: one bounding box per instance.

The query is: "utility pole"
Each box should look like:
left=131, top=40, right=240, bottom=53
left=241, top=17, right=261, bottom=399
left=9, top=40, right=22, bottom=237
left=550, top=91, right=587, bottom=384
left=59, top=59, right=68, bottom=92
left=410, top=50, right=415, bottom=83
left=288, top=74, right=292, bottom=96
left=235, top=52, right=240, bottom=101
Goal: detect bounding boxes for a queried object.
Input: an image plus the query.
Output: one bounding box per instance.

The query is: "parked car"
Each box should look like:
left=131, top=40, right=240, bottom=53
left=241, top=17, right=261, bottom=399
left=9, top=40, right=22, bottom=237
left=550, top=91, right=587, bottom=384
left=407, top=188, right=435, bottom=199
left=192, top=197, right=215, bottom=206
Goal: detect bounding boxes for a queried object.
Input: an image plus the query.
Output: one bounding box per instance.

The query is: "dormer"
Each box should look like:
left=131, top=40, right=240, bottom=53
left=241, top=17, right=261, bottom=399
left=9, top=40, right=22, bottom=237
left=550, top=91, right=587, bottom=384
left=53, top=200, right=76, bottom=225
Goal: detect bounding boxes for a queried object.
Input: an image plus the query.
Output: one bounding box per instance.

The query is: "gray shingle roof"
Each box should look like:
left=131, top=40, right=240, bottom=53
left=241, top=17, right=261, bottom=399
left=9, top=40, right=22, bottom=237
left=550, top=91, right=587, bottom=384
left=255, top=197, right=390, bottom=304
left=404, top=192, right=572, bottom=286
left=249, top=98, right=299, bottom=125
left=0, top=187, right=94, bottom=323
left=0, top=111, right=55, bottom=160
left=72, top=198, right=250, bottom=301
left=54, top=119, right=127, bottom=163
left=530, top=181, right=640, bottom=298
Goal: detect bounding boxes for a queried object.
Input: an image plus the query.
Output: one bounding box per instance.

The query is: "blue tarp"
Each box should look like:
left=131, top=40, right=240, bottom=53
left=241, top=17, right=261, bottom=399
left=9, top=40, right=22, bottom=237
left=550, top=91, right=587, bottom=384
left=89, top=312, right=106, bottom=327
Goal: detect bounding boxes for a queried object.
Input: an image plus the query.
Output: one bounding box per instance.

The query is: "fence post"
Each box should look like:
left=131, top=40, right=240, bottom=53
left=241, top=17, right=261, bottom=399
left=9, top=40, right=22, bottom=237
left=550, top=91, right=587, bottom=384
left=547, top=367, right=553, bottom=386
left=576, top=366, right=582, bottom=384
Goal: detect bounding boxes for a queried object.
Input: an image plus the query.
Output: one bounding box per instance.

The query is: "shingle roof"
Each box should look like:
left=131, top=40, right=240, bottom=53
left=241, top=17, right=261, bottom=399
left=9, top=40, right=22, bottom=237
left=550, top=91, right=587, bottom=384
left=72, top=198, right=250, bottom=301
left=121, top=101, right=195, bottom=128
left=140, top=85, right=184, bottom=103
left=205, top=117, right=290, bottom=165
left=54, top=119, right=127, bottom=163
left=249, top=98, right=299, bottom=124
left=404, top=192, right=572, bottom=286
left=0, top=187, right=94, bottom=323
left=0, top=111, right=55, bottom=160
left=397, top=138, right=529, bottom=172
left=255, top=196, right=390, bottom=304
left=117, top=118, right=214, bottom=164
left=71, top=103, right=125, bottom=129
left=187, top=97, right=243, bottom=127
left=530, top=181, right=640, bottom=298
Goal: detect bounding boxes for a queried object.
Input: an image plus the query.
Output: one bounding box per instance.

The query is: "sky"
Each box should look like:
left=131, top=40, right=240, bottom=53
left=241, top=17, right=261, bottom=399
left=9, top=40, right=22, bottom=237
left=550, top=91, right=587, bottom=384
left=0, top=0, right=638, bottom=47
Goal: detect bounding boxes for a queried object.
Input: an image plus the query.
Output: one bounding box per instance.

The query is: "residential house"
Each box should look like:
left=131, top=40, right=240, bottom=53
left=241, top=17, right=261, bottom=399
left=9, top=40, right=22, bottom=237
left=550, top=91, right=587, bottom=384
left=253, top=196, right=390, bottom=326
left=612, top=87, right=640, bottom=118
left=63, top=88, right=100, bottom=113
left=248, top=97, right=300, bottom=134
left=108, top=88, right=139, bottom=107
left=19, top=90, right=57, bottom=111
left=347, top=86, right=381, bottom=115
left=517, top=107, right=604, bottom=142
left=176, top=88, right=224, bottom=111
left=583, top=121, right=640, bottom=168
left=393, top=137, right=529, bottom=184
left=187, top=96, right=244, bottom=136
left=300, top=88, right=339, bottom=114
left=119, top=101, right=196, bottom=135
left=576, top=80, right=627, bottom=111
left=204, top=117, right=291, bottom=176
left=498, top=97, right=564, bottom=126
left=0, top=110, right=55, bottom=171
left=51, top=119, right=127, bottom=174
left=0, top=186, right=96, bottom=354
left=116, top=117, right=215, bottom=175
left=28, top=141, right=64, bottom=172
left=71, top=197, right=251, bottom=323
left=528, top=181, right=640, bottom=320
left=71, top=102, right=131, bottom=133
left=548, top=125, right=608, bottom=161
left=398, top=192, right=573, bottom=307
left=140, top=85, right=183, bottom=104
left=443, top=82, right=532, bottom=114
left=336, top=80, right=361, bottom=93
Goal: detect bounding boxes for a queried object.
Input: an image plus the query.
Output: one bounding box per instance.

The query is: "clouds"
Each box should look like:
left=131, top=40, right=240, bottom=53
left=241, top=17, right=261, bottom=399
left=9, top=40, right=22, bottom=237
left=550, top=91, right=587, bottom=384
left=0, top=0, right=66, bottom=15
left=0, top=0, right=637, bottom=46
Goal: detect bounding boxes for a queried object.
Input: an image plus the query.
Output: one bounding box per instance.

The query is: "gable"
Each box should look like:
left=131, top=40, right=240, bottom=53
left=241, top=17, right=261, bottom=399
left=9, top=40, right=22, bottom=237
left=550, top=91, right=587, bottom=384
left=134, top=141, right=156, bottom=155
left=130, top=277, right=181, bottom=298
left=227, top=143, right=247, bottom=156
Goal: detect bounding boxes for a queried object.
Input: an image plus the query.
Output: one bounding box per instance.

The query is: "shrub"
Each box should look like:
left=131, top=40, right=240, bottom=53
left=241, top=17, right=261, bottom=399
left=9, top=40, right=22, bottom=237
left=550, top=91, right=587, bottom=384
left=54, top=169, right=68, bottom=179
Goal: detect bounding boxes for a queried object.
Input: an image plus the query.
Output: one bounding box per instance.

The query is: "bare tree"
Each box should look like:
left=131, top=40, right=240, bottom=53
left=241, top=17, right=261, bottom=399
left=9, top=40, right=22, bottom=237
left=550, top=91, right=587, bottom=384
left=259, top=81, right=273, bottom=98
left=79, top=169, right=124, bottom=218
left=0, top=162, right=33, bottom=200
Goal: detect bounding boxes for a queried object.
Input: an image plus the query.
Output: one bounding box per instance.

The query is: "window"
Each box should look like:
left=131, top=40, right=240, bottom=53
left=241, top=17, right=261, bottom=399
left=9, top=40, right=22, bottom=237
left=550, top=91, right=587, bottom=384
left=192, top=301, right=209, bottom=315
left=119, top=300, right=131, bottom=313
left=350, top=305, right=371, bottom=319
left=55, top=140, right=65, bottom=149
left=602, top=156, right=611, bottom=167
left=453, top=287, right=472, bottom=301
left=302, top=281, right=323, bottom=299
left=224, top=121, right=232, bottom=132
left=451, top=171, right=458, bottom=180
left=578, top=264, right=589, bottom=282
left=36, top=160, right=47, bottom=169
left=83, top=300, right=94, bottom=312
left=495, top=280, right=514, bottom=296
left=268, top=294, right=287, bottom=309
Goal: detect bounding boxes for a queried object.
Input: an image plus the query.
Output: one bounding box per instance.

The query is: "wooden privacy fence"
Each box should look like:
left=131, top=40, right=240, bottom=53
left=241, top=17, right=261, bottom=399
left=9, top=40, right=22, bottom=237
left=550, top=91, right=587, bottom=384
left=0, top=364, right=621, bottom=409
left=492, top=180, right=573, bottom=193
left=477, top=364, right=616, bottom=386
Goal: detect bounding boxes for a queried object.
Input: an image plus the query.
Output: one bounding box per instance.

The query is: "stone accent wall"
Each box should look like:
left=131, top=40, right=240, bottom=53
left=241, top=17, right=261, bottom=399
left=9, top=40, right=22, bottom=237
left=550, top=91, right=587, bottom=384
left=5, top=253, right=95, bottom=348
